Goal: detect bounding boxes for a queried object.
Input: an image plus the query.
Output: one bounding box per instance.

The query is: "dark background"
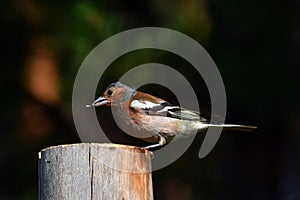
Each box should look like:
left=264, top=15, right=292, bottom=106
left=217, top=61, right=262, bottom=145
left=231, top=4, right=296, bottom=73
left=1, top=0, right=300, bottom=199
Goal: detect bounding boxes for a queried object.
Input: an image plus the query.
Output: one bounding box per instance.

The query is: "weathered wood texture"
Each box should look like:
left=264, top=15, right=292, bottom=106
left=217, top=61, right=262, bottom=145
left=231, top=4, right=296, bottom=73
left=38, top=143, right=153, bottom=200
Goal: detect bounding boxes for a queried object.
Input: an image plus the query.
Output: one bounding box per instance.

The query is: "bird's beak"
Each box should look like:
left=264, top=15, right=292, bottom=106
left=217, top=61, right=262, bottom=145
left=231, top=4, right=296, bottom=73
left=86, top=96, right=110, bottom=107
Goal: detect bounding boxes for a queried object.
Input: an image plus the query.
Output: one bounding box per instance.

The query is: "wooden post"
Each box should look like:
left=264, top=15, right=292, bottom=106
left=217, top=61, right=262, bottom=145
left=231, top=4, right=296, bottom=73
left=38, top=143, right=153, bottom=200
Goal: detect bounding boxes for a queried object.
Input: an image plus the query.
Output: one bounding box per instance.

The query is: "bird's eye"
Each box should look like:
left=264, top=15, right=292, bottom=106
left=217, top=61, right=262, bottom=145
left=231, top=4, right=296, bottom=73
left=107, top=89, right=113, bottom=95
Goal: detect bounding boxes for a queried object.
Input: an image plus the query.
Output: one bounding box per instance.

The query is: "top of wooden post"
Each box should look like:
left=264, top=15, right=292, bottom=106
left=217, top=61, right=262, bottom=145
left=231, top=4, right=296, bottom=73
left=38, top=143, right=153, bottom=200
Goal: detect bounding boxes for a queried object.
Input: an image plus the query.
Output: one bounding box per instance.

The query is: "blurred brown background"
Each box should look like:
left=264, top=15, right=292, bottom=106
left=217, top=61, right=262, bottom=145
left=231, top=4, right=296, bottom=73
left=1, top=0, right=300, bottom=199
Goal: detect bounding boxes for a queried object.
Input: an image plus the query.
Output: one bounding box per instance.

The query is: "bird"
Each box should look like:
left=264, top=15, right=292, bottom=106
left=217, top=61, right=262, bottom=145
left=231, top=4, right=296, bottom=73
left=86, top=82, right=257, bottom=149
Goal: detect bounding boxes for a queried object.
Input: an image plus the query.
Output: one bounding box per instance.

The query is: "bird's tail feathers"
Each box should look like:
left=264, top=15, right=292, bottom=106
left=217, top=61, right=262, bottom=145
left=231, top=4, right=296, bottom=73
left=206, top=124, right=257, bottom=132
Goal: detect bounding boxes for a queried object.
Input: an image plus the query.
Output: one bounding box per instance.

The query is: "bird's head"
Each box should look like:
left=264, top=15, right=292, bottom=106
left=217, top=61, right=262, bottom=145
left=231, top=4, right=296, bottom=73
left=87, top=82, right=136, bottom=107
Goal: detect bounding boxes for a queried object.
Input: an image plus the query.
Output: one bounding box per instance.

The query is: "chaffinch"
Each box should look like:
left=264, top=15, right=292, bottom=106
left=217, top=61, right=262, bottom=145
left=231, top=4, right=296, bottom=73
left=87, top=82, right=256, bottom=149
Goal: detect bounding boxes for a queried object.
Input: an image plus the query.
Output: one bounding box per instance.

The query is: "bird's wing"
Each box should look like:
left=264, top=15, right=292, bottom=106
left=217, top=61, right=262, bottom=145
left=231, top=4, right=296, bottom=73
left=130, top=99, right=208, bottom=122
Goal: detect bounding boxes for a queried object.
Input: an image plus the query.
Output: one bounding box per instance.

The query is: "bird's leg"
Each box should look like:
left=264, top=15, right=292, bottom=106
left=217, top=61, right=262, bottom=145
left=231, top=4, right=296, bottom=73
left=143, top=134, right=166, bottom=149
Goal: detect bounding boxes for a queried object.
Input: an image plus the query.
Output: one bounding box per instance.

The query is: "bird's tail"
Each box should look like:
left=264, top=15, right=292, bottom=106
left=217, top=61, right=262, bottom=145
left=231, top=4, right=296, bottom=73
left=206, top=124, right=257, bottom=132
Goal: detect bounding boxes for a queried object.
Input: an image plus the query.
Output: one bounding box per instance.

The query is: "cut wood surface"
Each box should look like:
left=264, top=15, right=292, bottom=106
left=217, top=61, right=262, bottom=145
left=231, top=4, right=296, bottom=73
left=38, top=143, right=153, bottom=200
